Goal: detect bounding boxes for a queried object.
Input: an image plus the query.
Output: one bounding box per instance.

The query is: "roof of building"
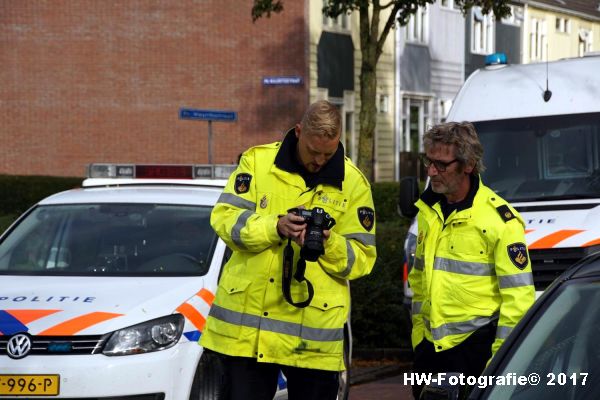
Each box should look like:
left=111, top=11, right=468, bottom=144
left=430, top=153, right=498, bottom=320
left=522, top=0, right=600, bottom=20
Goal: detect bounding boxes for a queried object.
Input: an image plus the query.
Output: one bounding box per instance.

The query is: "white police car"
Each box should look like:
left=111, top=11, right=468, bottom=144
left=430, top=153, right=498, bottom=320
left=0, top=163, right=290, bottom=399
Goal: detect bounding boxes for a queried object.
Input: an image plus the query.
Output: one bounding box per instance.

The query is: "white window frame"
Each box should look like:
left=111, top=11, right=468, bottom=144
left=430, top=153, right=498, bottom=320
left=579, top=29, right=593, bottom=57
left=501, top=5, right=521, bottom=26
left=340, top=92, right=357, bottom=163
left=401, top=96, right=432, bottom=153
left=404, top=6, right=428, bottom=44
left=322, top=0, right=351, bottom=32
left=555, top=17, right=570, bottom=33
left=440, top=0, right=459, bottom=10
left=530, top=18, right=548, bottom=61
left=471, top=7, right=495, bottom=54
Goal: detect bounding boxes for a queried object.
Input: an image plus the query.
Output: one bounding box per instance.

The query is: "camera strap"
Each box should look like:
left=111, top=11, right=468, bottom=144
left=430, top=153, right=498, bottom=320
left=282, top=238, right=314, bottom=308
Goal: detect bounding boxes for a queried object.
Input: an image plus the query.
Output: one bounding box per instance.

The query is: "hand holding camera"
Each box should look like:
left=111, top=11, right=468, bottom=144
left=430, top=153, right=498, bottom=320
left=287, top=207, right=335, bottom=262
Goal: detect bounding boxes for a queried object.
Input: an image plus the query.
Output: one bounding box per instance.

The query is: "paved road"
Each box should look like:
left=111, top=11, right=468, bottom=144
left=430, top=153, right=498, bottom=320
left=349, top=373, right=414, bottom=400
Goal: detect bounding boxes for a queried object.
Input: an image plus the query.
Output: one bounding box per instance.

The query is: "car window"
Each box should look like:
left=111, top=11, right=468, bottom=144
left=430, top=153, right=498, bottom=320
left=0, top=203, right=217, bottom=276
left=484, top=281, right=600, bottom=400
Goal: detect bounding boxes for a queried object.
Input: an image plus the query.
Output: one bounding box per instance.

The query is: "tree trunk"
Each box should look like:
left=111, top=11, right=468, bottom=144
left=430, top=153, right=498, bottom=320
left=357, top=56, right=377, bottom=182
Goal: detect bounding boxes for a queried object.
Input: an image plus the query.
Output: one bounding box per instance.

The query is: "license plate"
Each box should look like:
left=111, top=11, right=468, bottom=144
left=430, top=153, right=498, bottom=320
left=0, top=375, right=59, bottom=396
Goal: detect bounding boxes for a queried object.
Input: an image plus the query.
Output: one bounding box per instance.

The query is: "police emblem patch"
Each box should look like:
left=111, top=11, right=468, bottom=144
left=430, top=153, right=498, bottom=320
left=234, top=173, right=252, bottom=194
left=357, top=207, right=375, bottom=232
left=507, top=242, right=529, bottom=269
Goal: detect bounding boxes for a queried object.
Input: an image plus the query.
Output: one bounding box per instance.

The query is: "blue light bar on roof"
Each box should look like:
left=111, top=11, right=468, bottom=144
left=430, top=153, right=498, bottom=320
left=485, top=52, right=507, bottom=66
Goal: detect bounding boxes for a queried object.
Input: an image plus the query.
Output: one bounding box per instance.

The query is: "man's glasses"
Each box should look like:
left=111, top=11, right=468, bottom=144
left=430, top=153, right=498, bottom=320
left=420, top=155, right=459, bottom=172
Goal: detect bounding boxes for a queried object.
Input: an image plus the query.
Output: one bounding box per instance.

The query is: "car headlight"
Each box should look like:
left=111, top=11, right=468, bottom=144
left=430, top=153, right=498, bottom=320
left=103, top=314, right=184, bottom=356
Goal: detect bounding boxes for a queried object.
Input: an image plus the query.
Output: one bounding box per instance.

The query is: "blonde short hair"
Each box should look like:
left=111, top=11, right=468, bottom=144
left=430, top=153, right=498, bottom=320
left=300, top=100, right=341, bottom=140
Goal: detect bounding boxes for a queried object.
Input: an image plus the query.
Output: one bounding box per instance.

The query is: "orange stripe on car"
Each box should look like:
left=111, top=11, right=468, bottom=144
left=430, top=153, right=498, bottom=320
left=529, top=230, right=584, bottom=249
left=6, top=309, right=61, bottom=325
left=582, top=238, right=600, bottom=247
left=196, top=288, right=215, bottom=305
left=39, top=311, right=123, bottom=335
left=525, top=229, right=534, bottom=234
left=177, top=303, right=207, bottom=332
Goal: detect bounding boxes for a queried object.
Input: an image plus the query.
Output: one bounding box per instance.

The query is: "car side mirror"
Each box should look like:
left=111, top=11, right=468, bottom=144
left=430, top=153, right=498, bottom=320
left=398, top=177, right=419, bottom=219
left=419, top=372, right=464, bottom=400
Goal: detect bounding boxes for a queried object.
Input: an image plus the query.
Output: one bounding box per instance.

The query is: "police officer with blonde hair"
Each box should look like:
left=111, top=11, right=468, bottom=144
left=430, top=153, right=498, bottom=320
left=201, top=100, right=377, bottom=400
left=409, top=121, right=535, bottom=398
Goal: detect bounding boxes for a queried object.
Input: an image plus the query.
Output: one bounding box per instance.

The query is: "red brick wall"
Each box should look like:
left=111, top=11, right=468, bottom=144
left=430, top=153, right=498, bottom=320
left=0, top=0, right=309, bottom=177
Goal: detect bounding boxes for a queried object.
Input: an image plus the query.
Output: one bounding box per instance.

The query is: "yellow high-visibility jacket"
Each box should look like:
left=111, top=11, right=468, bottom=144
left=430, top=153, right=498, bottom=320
left=409, top=177, right=534, bottom=357
left=201, top=135, right=376, bottom=371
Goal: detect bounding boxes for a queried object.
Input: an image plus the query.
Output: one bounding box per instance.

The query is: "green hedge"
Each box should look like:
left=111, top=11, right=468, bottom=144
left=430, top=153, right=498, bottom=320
left=0, top=177, right=413, bottom=349
left=349, top=182, right=412, bottom=349
left=0, top=175, right=83, bottom=214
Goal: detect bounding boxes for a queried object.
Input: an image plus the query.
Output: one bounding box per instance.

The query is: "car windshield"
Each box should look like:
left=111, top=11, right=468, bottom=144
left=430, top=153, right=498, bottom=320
left=0, top=203, right=217, bottom=276
left=484, top=280, right=600, bottom=400
left=475, top=112, right=600, bottom=203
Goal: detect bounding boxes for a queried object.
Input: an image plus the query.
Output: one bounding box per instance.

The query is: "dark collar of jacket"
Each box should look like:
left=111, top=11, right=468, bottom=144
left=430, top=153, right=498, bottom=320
left=420, top=174, right=480, bottom=213
left=274, top=128, right=345, bottom=190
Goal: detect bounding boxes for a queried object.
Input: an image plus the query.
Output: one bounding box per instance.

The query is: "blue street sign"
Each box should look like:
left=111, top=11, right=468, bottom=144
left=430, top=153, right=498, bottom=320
left=262, top=76, right=303, bottom=86
left=179, top=108, right=237, bottom=122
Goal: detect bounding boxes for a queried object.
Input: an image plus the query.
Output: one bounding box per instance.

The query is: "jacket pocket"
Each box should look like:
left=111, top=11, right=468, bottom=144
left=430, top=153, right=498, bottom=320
left=449, top=281, right=497, bottom=314
left=208, top=274, right=252, bottom=339
left=448, top=233, right=488, bottom=260
left=302, top=292, right=347, bottom=347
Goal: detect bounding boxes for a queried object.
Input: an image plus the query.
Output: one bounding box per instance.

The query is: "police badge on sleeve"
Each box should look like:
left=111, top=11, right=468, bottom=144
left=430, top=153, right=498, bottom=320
left=234, top=173, right=252, bottom=194
left=507, top=242, right=529, bottom=269
left=357, top=207, right=375, bottom=232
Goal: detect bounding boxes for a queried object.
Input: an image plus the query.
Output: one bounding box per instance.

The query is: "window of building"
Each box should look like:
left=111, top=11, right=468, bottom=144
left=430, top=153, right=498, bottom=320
left=400, top=97, right=432, bottom=181
left=404, top=6, right=428, bottom=43
left=471, top=7, right=494, bottom=54
left=555, top=17, right=570, bottom=33
left=579, top=29, right=593, bottom=56
left=343, top=111, right=356, bottom=162
left=501, top=5, right=522, bottom=26
left=322, top=0, right=350, bottom=31
left=530, top=18, right=547, bottom=61
left=440, top=0, right=459, bottom=10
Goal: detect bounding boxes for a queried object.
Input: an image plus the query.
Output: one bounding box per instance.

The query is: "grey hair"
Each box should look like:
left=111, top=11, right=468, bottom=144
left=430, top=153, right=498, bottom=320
left=300, top=100, right=341, bottom=139
left=423, top=121, right=485, bottom=174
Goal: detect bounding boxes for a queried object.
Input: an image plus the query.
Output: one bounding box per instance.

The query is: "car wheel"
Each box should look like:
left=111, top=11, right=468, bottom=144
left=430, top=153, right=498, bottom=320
left=189, top=351, right=227, bottom=400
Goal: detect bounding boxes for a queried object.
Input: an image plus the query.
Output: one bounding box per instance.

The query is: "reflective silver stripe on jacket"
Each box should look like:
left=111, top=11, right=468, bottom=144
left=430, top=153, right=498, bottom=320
left=338, top=241, right=355, bottom=278
left=217, top=193, right=256, bottom=210
left=344, top=233, right=376, bottom=247
left=209, top=304, right=344, bottom=342
left=232, top=210, right=253, bottom=250
left=430, top=315, right=498, bottom=341
left=414, top=257, right=424, bottom=271
left=498, top=273, right=534, bottom=289
left=496, top=325, right=513, bottom=339
left=412, top=301, right=423, bottom=316
left=434, top=257, right=495, bottom=276
left=423, top=316, right=431, bottom=331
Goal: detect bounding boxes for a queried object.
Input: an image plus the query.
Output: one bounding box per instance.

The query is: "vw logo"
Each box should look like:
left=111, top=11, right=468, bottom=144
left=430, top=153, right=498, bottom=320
left=7, top=333, right=32, bottom=359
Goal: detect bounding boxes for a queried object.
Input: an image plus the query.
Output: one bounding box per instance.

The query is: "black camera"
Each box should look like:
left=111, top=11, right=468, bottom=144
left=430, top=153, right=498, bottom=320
left=288, top=207, right=336, bottom=262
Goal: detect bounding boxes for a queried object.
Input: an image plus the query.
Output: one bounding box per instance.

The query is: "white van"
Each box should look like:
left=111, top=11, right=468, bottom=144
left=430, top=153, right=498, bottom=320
left=399, top=54, right=600, bottom=301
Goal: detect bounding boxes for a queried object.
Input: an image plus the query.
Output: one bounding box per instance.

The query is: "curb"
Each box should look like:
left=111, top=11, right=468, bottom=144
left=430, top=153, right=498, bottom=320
left=350, top=363, right=409, bottom=386
left=349, top=348, right=414, bottom=386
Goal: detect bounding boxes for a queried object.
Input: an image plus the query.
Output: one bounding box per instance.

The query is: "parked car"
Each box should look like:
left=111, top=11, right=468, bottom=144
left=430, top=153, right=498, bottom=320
left=0, top=164, right=355, bottom=399
left=421, top=251, right=600, bottom=399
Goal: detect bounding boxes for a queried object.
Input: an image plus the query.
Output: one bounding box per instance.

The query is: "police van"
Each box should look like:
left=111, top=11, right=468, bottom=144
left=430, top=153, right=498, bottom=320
left=0, top=164, right=309, bottom=399
left=399, top=54, right=600, bottom=303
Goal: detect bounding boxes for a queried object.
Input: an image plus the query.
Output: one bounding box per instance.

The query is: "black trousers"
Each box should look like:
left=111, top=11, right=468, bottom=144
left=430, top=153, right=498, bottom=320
left=411, top=323, right=496, bottom=399
left=220, top=353, right=339, bottom=400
